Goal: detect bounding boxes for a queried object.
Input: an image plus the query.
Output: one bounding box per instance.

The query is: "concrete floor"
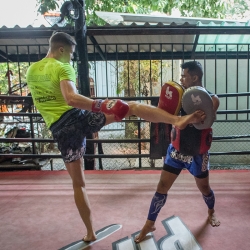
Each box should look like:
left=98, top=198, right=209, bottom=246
left=0, top=169, right=250, bottom=250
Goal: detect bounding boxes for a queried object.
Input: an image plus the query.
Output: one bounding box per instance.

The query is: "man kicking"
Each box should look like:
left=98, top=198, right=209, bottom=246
left=26, top=32, right=205, bottom=242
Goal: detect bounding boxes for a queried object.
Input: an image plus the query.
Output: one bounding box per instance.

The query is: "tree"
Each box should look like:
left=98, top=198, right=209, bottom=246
left=0, top=62, right=30, bottom=95
left=36, top=0, right=249, bottom=25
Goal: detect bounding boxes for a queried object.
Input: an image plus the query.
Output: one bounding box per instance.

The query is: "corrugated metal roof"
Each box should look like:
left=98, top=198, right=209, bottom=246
left=196, top=21, right=250, bottom=52
left=95, top=11, right=245, bottom=25
left=93, top=12, right=250, bottom=53
left=0, top=12, right=250, bottom=62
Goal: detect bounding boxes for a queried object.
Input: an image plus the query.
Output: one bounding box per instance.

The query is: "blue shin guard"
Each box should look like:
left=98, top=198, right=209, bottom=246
left=147, top=192, right=167, bottom=221
left=202, top=189, right=215, bottom=209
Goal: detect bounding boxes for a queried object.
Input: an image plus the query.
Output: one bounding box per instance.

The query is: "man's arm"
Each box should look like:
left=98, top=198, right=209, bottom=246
left=212, top=95, right=220, bottom=120
left=60, top=79, right=129, bottom=121
left=60, top=79, right=94, bottom=110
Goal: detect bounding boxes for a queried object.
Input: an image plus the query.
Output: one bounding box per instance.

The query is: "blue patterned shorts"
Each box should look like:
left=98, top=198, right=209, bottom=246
left=50, top=108, right=106, bottom=163
left=164, top=144, right=210, bottom=177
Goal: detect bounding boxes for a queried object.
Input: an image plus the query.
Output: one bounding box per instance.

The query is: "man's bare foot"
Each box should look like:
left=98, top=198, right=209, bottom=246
left=208, top=209, right=220, bottom=227
left=83, top=233, right=97, bottom=242
left=134, top=220, right=156, bottom=243
left=176, top=110, right=206, bottom=129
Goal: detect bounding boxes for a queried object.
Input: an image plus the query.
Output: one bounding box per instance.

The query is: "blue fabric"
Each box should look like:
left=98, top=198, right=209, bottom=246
left=147, top=192, right=167, bottom=221
left=202, top=190, right=215, bottom=209
left=165, top=144, right=210, bottom=177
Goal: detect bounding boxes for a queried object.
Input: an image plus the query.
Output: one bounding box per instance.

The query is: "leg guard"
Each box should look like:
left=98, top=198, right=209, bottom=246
left=147, top=192, right=167, bottom=221
left=202, top=189, right=215, bottom=209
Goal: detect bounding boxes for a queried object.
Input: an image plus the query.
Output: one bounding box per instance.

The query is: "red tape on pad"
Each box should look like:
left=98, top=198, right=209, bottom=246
left=182, top=86, right=214, bottom=129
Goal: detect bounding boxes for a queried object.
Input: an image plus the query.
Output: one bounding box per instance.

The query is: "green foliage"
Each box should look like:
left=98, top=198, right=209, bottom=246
left=0, top=64, right=9, bottom=94
left=226, top=0, right=249, bottom=19
left=117, top=60, right=160, bottom=96
left=36, top=0, right=249, bottom=25
left=172, top=0, right=248, bottom=19
left=36, top=0, right=60, bottom=14
left=0, top=63, right=30, bottom=95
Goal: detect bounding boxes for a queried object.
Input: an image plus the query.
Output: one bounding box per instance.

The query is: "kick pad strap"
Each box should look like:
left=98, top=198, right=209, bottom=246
left=171, top=126, right=213, bottom=156
left=150, top=97, right=171, bottom=159
left=150, top=122, right=171, bottom=159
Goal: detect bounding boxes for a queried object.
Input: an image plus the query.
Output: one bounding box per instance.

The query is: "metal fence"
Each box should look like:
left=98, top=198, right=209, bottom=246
left=1, top=40, right=250, bottom=170
left=1, top=95, right=250, bottom=171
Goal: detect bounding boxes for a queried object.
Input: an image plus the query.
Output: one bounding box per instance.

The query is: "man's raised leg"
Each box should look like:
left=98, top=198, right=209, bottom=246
left=126, top=101, right=205, bottom=129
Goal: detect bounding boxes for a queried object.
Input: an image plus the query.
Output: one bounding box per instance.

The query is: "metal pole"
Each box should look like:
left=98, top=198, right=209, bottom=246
left=74, top=0, right=94, bottom=169
left=75, top=0, right=90, bottom=96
